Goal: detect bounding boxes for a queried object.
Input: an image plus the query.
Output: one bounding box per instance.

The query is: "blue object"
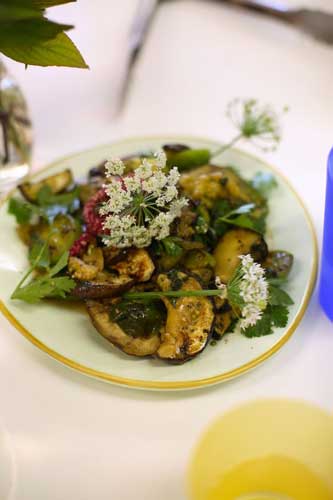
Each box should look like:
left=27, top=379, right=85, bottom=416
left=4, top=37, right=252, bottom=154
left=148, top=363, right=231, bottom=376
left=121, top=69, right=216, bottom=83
left=319, top=148, right=333, bottom=320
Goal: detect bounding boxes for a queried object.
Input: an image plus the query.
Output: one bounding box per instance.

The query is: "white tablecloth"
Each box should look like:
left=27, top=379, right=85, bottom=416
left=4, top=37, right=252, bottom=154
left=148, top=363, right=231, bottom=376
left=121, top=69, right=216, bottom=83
left=1, top=1, right=333, bottom=498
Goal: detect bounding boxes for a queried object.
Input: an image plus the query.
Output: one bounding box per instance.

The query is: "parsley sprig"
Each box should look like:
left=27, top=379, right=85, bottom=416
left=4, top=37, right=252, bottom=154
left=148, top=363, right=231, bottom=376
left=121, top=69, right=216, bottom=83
left=11, top=244, right=75, bottom=303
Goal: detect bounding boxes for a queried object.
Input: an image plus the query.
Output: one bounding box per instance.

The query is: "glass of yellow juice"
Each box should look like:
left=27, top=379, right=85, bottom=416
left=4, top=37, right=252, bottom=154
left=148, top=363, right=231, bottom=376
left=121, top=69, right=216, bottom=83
left=187, top=400, right=333, bottom=500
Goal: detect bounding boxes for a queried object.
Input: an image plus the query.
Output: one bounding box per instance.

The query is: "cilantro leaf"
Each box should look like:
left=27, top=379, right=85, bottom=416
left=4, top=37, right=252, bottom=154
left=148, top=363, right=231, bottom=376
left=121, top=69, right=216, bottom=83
left=217, top=203, right=265, bottom=234
left=28, top=240, right=50, bottom=269
left=225, top=213, right=265, bottom=234
left=48, top=250, right=70, bottom=277
left=269, top=284, right=294, bottom=306
left=11, top=276, right=75, bottom=303
left=242, top=312, right=273, bottom=338
left=241, top=304, right=290, bottom=338
left=250, top=172, right=277, bottom=197
left=11, top=249, right=75, bottom=303
left=270, top=305, right=289, bottom=328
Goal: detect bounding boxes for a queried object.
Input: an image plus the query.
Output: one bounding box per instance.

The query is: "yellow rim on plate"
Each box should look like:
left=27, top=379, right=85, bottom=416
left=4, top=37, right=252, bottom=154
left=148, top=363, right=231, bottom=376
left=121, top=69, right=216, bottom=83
left=0, top=136, right=319, bottom=390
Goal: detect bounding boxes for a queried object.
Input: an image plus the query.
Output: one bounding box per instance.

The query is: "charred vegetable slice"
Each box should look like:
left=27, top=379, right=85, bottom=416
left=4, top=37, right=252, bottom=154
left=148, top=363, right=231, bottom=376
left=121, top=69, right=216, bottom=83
left=111, top=249, right=155, bottom=282
left=71, top=274, right=134, bottom=299
left=213, top=299, right=235, bottom=338
left=86, top=299, right=162, bottom=356
left=214, top=228, right=268, bottom=283
left=263, top=251, right=294, bottom=279
left=30, top=214, right=80, bottom=264
left=19, top=169, right=73, bottom=203
left=156, top=273, right=214, bottom=363
left=179, top=165, right=265, bottom=208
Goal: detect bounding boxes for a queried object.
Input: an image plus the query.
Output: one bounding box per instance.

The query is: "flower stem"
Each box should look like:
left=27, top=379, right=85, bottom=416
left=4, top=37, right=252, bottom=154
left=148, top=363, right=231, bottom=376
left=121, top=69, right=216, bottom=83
left=124, top=289, right=224, bottom=300
left=211, top=133, right=243, bottom=159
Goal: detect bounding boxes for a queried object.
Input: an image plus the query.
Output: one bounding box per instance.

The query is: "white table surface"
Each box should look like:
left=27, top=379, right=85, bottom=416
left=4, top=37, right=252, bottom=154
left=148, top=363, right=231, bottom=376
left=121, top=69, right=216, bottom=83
left=1, top=1, right=333, bottom=498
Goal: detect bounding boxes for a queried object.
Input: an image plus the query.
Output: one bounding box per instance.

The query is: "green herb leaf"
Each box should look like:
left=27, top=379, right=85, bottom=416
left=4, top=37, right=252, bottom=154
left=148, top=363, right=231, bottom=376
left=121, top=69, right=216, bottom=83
left=242, top=312, right=273, bottom=338
left=1, top=31, right=88, bottom=68
left=242, top=304, right=290, bottom=338
left=7, top=197, right=39, bottom=224
left=38, top=185, right=80, bottom=205
left=269, top=284, right=294, bottom=306
left=218, top=203, right=265, bottom=234
left=270, top=305, right=289, bottom=328
left=11, top=249, right=75, bottom=303
left=11, top=275, right=75, bottom=303
left=225, top=213, right=265, bottom=234
left=28, top=239, right=50, bottom=268
left=251, top=172, right=278, bottom=197
left=48, top=250, right=69, bottom=277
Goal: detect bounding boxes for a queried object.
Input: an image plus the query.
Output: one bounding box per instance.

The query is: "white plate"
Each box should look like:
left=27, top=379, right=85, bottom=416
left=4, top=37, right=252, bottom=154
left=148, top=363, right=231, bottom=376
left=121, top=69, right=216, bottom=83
left=0, top=136, right=318, bottom=390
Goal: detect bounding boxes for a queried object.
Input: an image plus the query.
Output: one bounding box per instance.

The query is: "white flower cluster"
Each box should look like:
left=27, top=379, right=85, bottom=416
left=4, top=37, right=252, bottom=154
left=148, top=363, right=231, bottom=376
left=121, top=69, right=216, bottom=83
left=100, top=151, right=188, bottom=248
left=238, top=254, right=268, bottom=330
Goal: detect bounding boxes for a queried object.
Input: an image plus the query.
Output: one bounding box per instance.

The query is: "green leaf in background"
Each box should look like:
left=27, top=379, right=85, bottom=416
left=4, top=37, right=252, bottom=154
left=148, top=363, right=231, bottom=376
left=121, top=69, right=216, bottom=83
left=0, top=0, right=76, bottom=9
left=0, top=5, right=43, bottom=21
left=0, top=18, right=73, bottom=47
left=1, top=31, right=88, bottom=68
left=0, top=0, right=87, bottom=68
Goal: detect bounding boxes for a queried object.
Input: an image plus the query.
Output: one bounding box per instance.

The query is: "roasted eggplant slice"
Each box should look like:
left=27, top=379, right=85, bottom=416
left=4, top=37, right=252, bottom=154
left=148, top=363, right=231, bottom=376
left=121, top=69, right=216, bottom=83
left=214, top=228, right=268, bottom=283
left=86, top=299, right=162, bottom=356
left=71, top=274, right=134, bottom=299
left=213, top=299, right=235, bottom=338
left=263, top=251, right=294, bottom=279
left=19, top=169, right=73, bottom=203
left=156, top=273, right=214, bottom=363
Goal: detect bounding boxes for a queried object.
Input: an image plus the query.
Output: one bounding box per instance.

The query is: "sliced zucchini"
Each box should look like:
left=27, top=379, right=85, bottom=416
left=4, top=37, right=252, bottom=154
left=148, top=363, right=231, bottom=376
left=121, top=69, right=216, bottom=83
left=214, top=228, right=268, bottom=283
left=156, top=273, right=215, bottom=363
left=30, top=214, right=80, bottom=264
left=86, top=299, right=162, bottom=356
left=19, top=169, right=73, bottom=203
left=263, top=251, right=294, bottom=279
left=179, top=165, right=265, bottom=208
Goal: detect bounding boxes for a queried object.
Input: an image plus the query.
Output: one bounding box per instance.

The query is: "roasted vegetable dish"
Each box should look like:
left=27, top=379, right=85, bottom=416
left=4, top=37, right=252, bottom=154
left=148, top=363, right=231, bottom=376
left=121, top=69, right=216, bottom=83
left=8, top=143, right=294, bottom=364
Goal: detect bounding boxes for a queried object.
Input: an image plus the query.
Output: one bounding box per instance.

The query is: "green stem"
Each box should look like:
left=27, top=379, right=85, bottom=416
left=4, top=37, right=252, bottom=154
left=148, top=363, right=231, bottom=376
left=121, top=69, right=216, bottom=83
left=211, top=133, right=243, bottom=159
left=124, top=289, right=226, bottom=300
left=10, top=241, right=48, bottom=298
